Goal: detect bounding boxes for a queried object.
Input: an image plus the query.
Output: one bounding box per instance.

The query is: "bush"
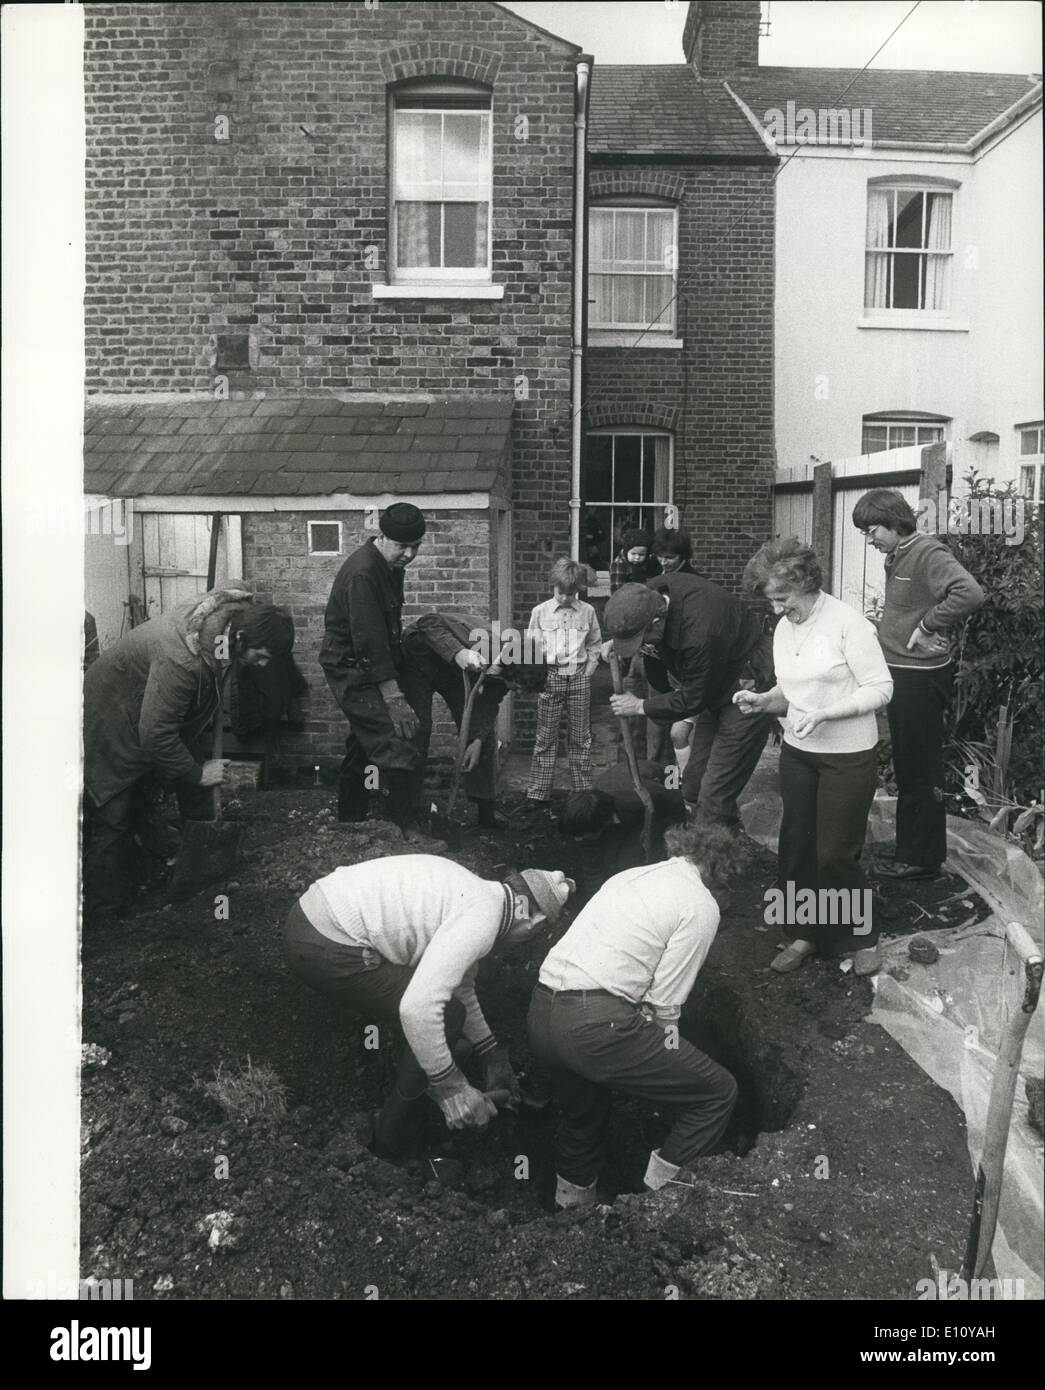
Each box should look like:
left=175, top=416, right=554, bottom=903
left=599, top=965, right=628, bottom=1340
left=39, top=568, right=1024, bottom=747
left=943, top=472, right=1044, bottom=817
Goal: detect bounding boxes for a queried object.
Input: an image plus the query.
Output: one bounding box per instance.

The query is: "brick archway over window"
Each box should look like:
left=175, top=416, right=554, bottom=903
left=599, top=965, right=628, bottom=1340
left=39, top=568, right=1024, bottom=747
left=589, top=170, right=685, bottom=203
left=380, top=44, right=502, bottom=86
left=587, top=403, right=679, bottom=432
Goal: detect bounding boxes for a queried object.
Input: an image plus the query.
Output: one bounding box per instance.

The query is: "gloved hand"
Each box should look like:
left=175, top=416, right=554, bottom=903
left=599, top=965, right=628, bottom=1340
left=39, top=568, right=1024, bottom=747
left=385, top=694, right=419, bottom=740
left=481, top=1046, right=521, bottom=1110
left=428, top=1078, right=500, bottom=1130
left=460, top=738, right=483, bottom=773
left=454, top=647, right=487, bottom=672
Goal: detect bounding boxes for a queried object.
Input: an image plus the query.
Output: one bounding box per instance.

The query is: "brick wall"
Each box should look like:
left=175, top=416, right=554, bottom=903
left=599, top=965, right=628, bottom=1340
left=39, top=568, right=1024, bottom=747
left=586, top=160, right=776, bottom=592
left=83, top=0, right=579, bottom=627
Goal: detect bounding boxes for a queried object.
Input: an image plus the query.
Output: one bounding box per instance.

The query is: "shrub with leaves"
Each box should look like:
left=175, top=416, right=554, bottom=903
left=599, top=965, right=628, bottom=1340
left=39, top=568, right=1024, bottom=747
left=943, top=472, right=1043, bottom=817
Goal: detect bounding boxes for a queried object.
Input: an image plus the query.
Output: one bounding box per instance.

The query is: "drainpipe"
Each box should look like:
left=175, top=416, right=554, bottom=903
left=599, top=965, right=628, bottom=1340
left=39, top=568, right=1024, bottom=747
left=570, top=56, right=593, bottom=561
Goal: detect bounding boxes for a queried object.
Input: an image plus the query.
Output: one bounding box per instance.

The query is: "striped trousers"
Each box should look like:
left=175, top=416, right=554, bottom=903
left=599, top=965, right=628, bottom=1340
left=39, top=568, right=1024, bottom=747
left=527, top=668, right=593, bottom=800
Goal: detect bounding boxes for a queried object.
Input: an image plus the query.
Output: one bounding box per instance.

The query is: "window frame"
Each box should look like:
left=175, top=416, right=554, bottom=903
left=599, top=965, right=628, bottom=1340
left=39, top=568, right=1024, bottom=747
left=307, top=520, right=343, bottom=557
left=1018, top=422, right=1044, bottom=504
left=581, top=427, right=675, bottom=594
left=863, top=179, right=957, bottom=317
left=388, top=81, right=493, bottom=287
left=588, top=200, right=679, bottom=335
left=861, top=414, right=948, bottom=455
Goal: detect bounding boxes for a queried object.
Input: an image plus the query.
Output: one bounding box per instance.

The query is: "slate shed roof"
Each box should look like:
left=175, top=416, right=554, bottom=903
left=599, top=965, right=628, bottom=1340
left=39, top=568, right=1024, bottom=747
left=84, top=396, right=513, bottom=499
left=730, top=67, right=1040, bottom=146
left=588, top=65, right=773, bottom=158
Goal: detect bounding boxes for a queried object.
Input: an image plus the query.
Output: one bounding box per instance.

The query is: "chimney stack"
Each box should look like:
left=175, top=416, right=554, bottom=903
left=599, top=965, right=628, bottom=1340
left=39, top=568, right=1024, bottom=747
left=683, top=1, right=761, bottom=78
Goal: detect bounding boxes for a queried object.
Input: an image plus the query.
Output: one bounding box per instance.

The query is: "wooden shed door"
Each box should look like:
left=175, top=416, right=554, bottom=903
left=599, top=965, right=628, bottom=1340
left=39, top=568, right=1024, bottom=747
left=132, top=513, right=243, bottom=621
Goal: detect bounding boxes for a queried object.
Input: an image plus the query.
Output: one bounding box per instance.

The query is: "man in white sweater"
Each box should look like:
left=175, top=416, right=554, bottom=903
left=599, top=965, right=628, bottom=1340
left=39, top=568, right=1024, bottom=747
left=284, top=855, right=574, bottom=1163
left=527, top=827, right=738, bottom=1209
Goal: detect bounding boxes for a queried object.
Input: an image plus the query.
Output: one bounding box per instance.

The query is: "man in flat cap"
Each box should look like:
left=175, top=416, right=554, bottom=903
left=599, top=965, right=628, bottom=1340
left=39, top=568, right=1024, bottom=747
left=605, top=576, right=774, bottom=829
left=320, top=503, right=432, bottom=838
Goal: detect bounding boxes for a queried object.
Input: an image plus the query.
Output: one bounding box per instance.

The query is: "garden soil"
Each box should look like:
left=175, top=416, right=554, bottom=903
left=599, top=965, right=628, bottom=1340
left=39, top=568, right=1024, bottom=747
left=79, top=784, right=992, bottom=1301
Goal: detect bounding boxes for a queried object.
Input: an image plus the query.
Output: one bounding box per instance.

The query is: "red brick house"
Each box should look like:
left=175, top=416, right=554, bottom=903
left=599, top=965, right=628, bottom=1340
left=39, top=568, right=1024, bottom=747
left=83, top=0, right=777, bottom=767
left=583, top=0, right=776, bottom=591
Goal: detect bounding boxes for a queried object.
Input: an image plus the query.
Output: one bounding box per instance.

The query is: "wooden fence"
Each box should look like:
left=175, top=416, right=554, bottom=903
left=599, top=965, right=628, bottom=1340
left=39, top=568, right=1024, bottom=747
left=772, top=441, right=950, bottom=616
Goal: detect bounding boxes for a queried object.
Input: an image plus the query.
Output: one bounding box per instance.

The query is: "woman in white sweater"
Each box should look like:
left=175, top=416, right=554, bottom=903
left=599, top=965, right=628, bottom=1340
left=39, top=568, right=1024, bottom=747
left=735, top=540, right=893, bottom=975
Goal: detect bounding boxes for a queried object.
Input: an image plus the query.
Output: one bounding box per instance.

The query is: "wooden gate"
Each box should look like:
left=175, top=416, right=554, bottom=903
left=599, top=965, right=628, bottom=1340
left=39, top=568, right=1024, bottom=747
left=130, top=513, right=243, bottom=622
left=772, top=442, right=950, bottom=616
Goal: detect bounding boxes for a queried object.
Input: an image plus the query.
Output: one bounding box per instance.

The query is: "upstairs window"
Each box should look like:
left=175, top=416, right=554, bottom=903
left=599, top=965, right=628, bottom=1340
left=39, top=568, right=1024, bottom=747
left=865, top=186, right=953, bottom=312
left=861, top=415, right=947, bottom=454
left=589, top=205, right=678, bottom=333
left=391, top=82, right=492, bottom=283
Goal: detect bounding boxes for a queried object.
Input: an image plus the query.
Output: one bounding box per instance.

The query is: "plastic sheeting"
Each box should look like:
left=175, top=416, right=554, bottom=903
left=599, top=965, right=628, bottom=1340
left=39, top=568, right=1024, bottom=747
left=740, top=769, right=1044, bottom=1297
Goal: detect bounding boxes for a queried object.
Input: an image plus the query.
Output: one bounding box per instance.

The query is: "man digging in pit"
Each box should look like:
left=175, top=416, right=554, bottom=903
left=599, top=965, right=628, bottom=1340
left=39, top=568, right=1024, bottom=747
left=283, top=854, right=575, bottom=1164
left=527, top=823, right=741, bottom=1209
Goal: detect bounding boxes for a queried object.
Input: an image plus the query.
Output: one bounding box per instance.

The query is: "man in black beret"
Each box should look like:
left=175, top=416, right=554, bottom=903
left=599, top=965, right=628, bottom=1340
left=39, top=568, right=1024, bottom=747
left=320, top=503, right=434, bottom=838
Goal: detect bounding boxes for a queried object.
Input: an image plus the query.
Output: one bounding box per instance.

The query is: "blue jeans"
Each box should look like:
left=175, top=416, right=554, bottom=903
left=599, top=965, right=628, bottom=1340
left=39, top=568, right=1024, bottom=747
left=527, top=984, right=737, bottom=1187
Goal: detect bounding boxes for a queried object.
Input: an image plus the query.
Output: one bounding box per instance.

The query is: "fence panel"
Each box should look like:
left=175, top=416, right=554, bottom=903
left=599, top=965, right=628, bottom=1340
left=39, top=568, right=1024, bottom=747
left=773, top=444, right=929, bottom=615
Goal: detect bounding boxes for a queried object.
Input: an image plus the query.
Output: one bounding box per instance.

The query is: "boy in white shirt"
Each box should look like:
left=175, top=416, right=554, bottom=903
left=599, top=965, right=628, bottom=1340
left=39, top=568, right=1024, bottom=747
left=526, top=558, right=603, bottom=804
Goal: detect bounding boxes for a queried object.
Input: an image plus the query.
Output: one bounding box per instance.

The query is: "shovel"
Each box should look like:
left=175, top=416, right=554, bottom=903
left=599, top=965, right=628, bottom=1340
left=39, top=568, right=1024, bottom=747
left=958, top=919, right=1043, bottom=1284
left=428, top=669, right=487, bottom=847
left=609, top=649, right=656, bottom=862
left=169, top=670, right=243, bottom=900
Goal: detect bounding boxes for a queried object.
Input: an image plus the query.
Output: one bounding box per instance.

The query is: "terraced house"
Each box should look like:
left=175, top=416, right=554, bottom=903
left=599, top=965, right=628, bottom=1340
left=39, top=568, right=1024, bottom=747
left=82, top=0, right=779, bottom=765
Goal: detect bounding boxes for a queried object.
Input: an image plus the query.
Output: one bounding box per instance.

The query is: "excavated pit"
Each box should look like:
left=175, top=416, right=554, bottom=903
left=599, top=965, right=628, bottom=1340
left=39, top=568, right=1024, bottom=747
left=682, top=975, right=807, bottom=1156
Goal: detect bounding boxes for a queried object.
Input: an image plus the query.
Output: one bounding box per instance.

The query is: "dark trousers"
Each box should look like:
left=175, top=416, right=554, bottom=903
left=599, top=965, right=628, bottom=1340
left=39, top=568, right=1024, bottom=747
left=398, top=641, right=500, bottom=809
left=336, top=686, right=420, bottom=825
left=777, top=740, right=879, bottom=955
left=283, top=902, right=465, bottom=1157
left=682, top=695, right=772, bottom=825
left=527, top=985, right=737, bottom=1187
left=887, top=664, right=952, bottom=869
left=84, top=776, right=214, bottom=908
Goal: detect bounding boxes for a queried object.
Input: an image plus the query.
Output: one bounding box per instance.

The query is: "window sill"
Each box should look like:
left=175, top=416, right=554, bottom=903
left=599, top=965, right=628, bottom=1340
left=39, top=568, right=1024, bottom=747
left=588, top=331, right=684, bottom=349
left=857, top=316, right=969, bottom=333
left=372, top=283, right=505, bottom=300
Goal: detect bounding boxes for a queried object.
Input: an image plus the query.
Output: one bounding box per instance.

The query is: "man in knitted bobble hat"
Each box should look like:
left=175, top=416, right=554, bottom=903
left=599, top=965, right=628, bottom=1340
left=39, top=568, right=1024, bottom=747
left=283, top=855, right=575, bottom=1163
left=320, top=502, right=437, bottom=841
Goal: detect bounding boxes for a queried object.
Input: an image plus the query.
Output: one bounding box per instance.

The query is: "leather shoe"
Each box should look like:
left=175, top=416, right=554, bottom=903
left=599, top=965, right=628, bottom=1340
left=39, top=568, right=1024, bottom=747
left=771, top=940, right=816, bottom=973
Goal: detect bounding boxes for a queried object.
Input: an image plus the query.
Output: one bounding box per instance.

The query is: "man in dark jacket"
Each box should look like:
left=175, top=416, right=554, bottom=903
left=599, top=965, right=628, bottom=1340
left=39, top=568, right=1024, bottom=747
left=319, top=504, right=428, bottom=833
left=606, top=576, right=774, bottom=827
left=399, top=612, right=547, bottom=830
left=83, top=588, right=293, bottom=910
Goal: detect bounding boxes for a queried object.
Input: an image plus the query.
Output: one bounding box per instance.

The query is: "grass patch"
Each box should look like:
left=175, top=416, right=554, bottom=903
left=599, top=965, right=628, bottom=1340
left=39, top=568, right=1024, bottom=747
left=199, top=1056, right=288, bottom=1123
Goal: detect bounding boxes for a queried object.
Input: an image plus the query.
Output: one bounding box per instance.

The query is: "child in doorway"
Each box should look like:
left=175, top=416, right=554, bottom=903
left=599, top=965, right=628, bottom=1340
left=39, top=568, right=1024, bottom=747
left=526, top=559, right=602, bottom=804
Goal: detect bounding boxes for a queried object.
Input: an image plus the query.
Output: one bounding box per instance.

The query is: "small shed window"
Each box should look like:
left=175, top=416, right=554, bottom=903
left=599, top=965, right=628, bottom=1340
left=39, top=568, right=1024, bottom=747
left=308, top=521, right=342, bottom=556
